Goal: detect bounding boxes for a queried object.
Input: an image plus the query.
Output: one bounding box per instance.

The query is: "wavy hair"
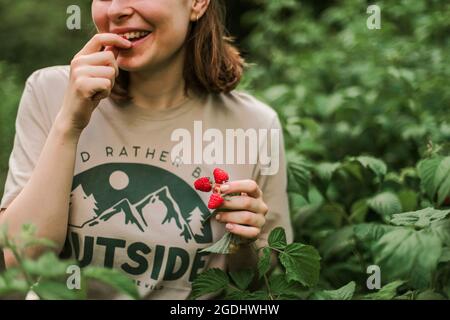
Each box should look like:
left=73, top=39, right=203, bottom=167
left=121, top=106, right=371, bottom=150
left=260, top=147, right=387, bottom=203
left=111, top=0, right=245, bottom=102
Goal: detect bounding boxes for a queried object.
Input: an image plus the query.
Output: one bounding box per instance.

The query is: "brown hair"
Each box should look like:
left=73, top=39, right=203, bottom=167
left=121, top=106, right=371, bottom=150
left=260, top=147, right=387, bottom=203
left=111, top=0, right=245, bottom=103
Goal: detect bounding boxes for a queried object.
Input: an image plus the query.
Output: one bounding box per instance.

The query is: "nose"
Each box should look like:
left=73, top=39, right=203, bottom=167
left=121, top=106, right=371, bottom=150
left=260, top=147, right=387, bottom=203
left=107, top=0, right=134, bottom=23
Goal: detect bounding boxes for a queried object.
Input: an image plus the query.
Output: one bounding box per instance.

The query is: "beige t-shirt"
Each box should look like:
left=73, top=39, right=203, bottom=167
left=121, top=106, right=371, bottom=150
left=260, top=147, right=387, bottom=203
left=1, top=66, right=293, bottom=299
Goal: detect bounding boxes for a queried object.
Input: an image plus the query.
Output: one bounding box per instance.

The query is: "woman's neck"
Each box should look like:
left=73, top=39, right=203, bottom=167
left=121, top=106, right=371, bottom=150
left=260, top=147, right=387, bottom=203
left=129, top=54, right=189, bottom=111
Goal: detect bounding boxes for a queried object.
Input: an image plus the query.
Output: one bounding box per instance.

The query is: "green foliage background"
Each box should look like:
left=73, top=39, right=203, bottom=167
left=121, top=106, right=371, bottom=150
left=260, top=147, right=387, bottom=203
left=1, top=0, right=449, bottom=299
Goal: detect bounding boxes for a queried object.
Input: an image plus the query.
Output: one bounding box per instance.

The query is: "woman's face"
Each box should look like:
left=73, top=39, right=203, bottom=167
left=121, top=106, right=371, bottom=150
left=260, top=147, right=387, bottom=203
left=92, top=0, right=194, bottom=72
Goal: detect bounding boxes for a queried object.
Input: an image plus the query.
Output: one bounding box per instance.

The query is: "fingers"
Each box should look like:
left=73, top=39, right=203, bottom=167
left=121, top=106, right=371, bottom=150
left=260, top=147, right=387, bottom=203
left=77, top=33, right=132, bottom=57
left=105, top=46, right=120, bottom=60
left=216, top=211, right=265, bottom=228
left=222, top=195, right=268, bottom=215
left=220, top=179, right=262, bottom=199
left=75, top=77, right=112, bottom=101
left=72, top=51, right=119, bottom=77
left=224, top=223, right=261, bottom=239
left=73, top=65, right=117, bottom=86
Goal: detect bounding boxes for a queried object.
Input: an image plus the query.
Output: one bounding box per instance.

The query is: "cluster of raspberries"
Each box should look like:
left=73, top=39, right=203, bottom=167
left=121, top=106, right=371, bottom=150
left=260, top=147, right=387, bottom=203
left=193, top=168, right=230, bottom=209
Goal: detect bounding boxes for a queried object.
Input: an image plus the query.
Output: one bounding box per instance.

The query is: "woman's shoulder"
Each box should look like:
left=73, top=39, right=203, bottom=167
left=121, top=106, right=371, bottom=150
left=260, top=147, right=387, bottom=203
left=210, top=90, right=280, bottom=128
left=26, top=65, right=70, bottom=88
left=21, top=66, right=70, bottom=121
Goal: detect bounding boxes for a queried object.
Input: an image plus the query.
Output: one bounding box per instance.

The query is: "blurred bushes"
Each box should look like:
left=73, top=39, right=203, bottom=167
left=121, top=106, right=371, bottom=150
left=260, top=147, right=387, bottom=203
left=0, top=62, right=22, bottom=197
left=1, top=0, right=449, bottom=298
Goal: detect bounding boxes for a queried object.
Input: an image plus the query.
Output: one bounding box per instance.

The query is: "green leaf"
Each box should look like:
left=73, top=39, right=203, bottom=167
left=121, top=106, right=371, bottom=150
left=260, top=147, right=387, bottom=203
left=268, top=274, right=303, bottom=299
left=268, top=227, right=287, bottom=250
left=320, top=226, right=355, bottom=259
left=279, top=243, right=321, bottom=287
left=350, top=198, right=369, bottom=223
left=32, top=280, right=84, bottom=300
left=429, top=219, right=450, bottom=245
left=83, top=266, right=139, bottom=300
left=367, top=192, right=402, bottom=219
left=363, top=280, right=405, bottom=300
left=0, top=268, right=29, bottom=296
left=351, top=156, right=387, bottom=178
left=190, top=268, right=229, bottom=300
left=353, top=223, right=396, bottom=243
left=200, top=232, right=243, bottom=254
left=314, top=162, right=341, bottom=183
left=224, top=288, right=269, bottom=300
left=373, top=228, right=443, bottom=289
left=229, top=269, right=254, bottom=291
left=434, top=157, right=450, bottom=200
left=311, top=281, right=355, bottom=300
left=22, top=252, right=72, bottom=278
left=390, top=207, right=450, bottom=228
left=417, top=157, right=442, bottom=200
left=416, top=290, right=447, bottom=300
left=397, top=189, right=418, bottom=212
left=287, top=160, right=311, bottom=197
left=439, top=247, right=450, bottom=263
left=257, top=247, right=272, bottom=279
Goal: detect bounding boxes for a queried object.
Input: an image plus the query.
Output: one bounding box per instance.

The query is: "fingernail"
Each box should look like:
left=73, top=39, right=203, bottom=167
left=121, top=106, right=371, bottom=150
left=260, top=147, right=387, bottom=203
left=220, top=184, right=230, bottom=192
left=215, top=214, right=221, bottom=220
left=226, top=223, right=234, bottom=230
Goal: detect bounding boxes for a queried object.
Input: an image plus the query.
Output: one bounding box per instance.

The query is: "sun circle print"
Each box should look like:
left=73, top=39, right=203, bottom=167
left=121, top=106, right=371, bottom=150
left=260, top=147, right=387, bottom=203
left=109, top=170, right=130, bottom=190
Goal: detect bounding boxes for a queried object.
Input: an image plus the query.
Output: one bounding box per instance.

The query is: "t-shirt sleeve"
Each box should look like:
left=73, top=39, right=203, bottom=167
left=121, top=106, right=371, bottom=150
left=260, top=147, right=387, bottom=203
left=254, top=115, right=294, bottom=246
left=0, top=72, right=51, bottom=210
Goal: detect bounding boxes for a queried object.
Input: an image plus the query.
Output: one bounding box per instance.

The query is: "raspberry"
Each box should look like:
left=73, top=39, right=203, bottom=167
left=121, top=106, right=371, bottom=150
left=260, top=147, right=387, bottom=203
left=213, top=168, right=229, bottom=184
left=208, top=193, right=224, bottom=209
left=194, top=177, right=212, bottom=192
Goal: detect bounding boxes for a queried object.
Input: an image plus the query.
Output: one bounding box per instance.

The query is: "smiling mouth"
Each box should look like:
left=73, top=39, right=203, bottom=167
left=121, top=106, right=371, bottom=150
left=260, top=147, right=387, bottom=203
left=118, top=31, right=152, bottom=42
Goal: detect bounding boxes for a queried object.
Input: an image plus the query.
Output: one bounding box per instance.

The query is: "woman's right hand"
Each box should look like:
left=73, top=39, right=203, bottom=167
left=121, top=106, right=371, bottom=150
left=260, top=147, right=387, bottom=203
left=58, top=33, right=132, bottom=136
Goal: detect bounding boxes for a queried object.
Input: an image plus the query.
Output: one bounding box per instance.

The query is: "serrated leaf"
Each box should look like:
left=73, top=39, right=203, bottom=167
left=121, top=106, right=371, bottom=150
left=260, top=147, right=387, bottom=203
left=367, top=192, right=402, bottom=219
left=224, top=288, right=269, bottom=300
left=363, top=280, right=405, bottom=300
left=429, top=219, right=450, bottom=245
left=287, top=161, right=311, bottom=197
left=311, top=281, right=355, bottom=300
left=268, top=227, right=287, bottom=250
left=279, top=243, right=321, bottom=287
left=434, top=157, right=450, bottom=201
left=32, top=280, right=84, bottom=300
left=314, top=162, right=341, bottom=183
left=22, top=252, right=72, bottom=278
left=373, top=228, right=442, bottom=289
left=351, top=156, right=387, bottom=178
left=258, top=247, right=272, bottom=279
left=229, top=269, right=254, bottom=291
left=268, top=274, right=303, bottom=299
left=320, top=226, right=355, bottom=260
left=390, top=208, right=450, bottom=228
left=353, top=223, right=396, bottom=243
left=83, top=266, right=139, bottom=300
left=191, top=268, right=229, bottom=299
left=438, top=178, right=450, bottom=206
left=417, top=157, right=443, bottom=200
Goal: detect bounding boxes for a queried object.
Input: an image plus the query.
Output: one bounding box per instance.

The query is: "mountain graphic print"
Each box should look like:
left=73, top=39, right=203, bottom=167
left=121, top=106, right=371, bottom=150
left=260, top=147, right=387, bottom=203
left=61, top=163, right=215, bottom=292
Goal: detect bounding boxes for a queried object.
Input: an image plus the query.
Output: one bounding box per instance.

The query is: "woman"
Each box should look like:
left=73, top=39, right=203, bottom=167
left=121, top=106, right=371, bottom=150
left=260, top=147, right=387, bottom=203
left=0, top=0, right=292, bottom=299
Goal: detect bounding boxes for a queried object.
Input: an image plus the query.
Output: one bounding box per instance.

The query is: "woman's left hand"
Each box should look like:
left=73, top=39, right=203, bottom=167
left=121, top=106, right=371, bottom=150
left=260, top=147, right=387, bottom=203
left=215, top=180, right=269, bottom=240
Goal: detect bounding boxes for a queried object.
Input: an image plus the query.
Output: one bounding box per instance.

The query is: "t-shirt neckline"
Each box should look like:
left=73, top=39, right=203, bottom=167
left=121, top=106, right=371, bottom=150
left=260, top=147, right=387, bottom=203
left=108, top=92, right=203, bottom=121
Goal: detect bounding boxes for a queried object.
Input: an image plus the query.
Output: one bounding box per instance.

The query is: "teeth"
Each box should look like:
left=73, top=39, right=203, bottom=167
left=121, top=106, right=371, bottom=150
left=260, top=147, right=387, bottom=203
left=119, top=31, right=150, bottom=40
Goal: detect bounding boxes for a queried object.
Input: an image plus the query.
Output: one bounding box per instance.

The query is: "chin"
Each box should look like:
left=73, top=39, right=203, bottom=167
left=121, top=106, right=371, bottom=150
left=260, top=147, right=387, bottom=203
left=117, top=56, right=150, bottom=72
